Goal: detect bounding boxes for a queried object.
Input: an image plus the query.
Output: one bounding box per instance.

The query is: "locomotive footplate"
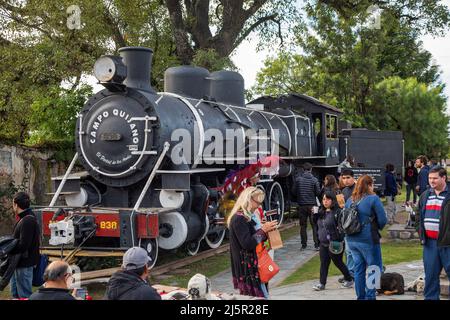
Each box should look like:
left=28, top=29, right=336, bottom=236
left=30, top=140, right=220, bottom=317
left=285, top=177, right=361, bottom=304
left=39, top=207, right=172, bottom=246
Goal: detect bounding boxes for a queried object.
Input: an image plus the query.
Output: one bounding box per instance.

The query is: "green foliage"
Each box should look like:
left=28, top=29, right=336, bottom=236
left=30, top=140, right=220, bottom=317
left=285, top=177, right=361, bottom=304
left=253, top=1, right=449, bottom=158
left=0, top=178, right=16, bottom=221
left=0, top=0, right=177, bottom=147
left=192, top=48, right=237, bottom=72
left=371, top=77, right=449, bottom=159
left=0, top=170, right=24, bottom=221
left=26, top=85, right=92, bottom=147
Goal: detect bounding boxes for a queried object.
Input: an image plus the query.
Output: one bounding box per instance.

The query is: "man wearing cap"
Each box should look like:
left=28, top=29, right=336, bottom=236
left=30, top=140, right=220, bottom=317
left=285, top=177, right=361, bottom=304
left=104, top=247, right=161, bottom=300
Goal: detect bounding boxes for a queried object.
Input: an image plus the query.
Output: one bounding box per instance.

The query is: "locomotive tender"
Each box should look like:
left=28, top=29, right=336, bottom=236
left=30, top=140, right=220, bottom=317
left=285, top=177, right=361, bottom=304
left=37, top=47, right=402, bottom=267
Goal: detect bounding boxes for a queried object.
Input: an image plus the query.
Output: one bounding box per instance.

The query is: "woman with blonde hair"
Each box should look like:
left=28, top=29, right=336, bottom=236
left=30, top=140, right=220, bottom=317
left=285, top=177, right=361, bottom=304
left=228, top=186, right=278, bottom=298
left=344, top=175, right=387, bottom=300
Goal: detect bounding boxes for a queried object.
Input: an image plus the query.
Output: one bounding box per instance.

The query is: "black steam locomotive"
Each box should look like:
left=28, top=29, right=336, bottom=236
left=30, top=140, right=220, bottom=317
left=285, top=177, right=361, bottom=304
left=38, top=47, right=403, bottom=267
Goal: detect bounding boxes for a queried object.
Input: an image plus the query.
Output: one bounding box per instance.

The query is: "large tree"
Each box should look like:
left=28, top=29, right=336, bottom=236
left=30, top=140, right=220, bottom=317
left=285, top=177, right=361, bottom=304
left=0, top=0, right=176, bottom=144
left=1, top=0, right=449, bottom=147
left=252, top=0, right=449, bottom=158
left=164, top=0, right=300, bottom=64
left=253, top=1, right=448, bottom=121
left=372, top=77, right=449, bottom=159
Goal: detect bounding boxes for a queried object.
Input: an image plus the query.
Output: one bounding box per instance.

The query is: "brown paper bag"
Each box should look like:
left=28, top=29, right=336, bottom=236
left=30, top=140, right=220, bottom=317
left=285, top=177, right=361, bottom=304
left=268, top=229, right=283, bottom=250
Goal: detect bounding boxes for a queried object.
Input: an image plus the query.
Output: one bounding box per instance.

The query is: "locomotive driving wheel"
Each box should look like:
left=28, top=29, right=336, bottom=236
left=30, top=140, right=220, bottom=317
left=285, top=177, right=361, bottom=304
left=139, top=238, right=158, bottom=269
left=204, top=226, right=226, bottom=249
left=186, top=240, right=201, bottom=256
left=266, top=181, right=285, bottom=226
left=203, top=198, right=226, bottom=249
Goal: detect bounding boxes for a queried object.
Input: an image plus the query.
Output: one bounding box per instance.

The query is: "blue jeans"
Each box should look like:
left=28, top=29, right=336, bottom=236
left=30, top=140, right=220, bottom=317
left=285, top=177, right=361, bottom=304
left=344, top=238, right=354, bottom=277
left=10, top=266, right=34, bottom=299
left=423, top=239, right=450, bottom=300
left=373, top=243, right=384, bottom=272
left=347, top=241, right=382, bottom=300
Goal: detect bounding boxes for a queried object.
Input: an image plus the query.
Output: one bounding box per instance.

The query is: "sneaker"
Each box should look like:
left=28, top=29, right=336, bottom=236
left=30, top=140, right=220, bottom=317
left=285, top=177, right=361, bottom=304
left=312, top=283, right=325, bottom=291
left=338, top=276, right=345, bottom=283
left=301, top=244, right=307, bottom=250
left=341, top=280, right=354, bottom=288
left=314, top=245, right=320, bottom=251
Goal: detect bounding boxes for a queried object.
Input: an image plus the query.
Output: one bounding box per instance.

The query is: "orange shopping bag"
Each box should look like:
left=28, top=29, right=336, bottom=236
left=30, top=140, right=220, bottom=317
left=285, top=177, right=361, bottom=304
left=256, top=244, right=280, bottom=283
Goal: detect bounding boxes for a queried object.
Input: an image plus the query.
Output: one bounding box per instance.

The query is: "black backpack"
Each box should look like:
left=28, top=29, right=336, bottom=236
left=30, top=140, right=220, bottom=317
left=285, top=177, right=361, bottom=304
left=338, top=199, right=364, bottom=235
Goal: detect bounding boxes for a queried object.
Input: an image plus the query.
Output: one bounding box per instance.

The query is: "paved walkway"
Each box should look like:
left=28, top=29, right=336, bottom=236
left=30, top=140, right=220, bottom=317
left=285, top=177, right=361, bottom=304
left=270, top=260, right=426, bottom=300
left=210, top=230, right=318, bottom=293
left=210, top=204, right=448, bottom=300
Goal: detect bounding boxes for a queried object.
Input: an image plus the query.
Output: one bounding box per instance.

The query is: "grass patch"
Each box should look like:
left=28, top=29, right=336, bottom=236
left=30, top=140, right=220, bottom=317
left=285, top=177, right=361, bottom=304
left=280, top=239, right=422, bottom=287
left=280, top=223, right=299, bottom=241
left=0, top=288, right=11, bottom=300
left=0, top=285, right=39, bottom=300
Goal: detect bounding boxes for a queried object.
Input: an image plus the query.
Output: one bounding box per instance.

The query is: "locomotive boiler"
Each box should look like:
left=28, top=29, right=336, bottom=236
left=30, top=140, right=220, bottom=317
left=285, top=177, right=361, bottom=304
left=37, top=46, right=402, bottom=267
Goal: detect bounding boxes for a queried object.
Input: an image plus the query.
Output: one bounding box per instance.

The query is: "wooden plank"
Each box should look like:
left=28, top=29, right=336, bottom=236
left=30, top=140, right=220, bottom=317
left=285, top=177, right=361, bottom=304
left=81, top=267, right=121, bottom=280
left=167, top=268, right=190, bottom=275
left=41, top=249, right=125, bottom=258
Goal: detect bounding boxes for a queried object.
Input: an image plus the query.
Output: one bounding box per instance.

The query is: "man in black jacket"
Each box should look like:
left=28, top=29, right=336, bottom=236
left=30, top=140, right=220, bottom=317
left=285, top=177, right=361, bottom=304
left=339, top=169, right=356, bottom=281
left=29, top=261, right=76, bottom=300
left=404, top=161, right=418, bottom=204
left=105, top=247, right=161, bottom=300
left=341, top=169, right=356, bottom=202
left=294, top=162, right=321, bottom=250
left=9, top=192, right=40, bottom=299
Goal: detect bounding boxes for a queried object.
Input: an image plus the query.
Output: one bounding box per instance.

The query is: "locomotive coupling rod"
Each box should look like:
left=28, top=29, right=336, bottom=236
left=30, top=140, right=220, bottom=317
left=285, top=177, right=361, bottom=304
left=130, top=142, right=170, bottom=245
left=49, top=152, right=79, bottom=207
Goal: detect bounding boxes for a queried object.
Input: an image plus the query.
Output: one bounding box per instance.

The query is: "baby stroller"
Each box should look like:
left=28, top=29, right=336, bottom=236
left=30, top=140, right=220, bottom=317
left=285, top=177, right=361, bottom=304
left=405, top=202, right=417, bottom=229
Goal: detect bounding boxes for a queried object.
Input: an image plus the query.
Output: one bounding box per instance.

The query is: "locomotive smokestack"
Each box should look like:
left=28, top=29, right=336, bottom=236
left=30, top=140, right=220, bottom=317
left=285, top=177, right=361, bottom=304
left=118, top=47, right=155, bottom=93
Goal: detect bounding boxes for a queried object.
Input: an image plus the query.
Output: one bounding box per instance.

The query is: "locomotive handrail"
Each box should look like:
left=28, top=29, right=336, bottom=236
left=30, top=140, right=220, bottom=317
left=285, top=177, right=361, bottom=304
left=78, top=113, right=156, bottom=177
left=130, top=141, right=171, bottom=245
left=175, top=95, right=311, bottom=121
left=48, top=152, right=79, bottom=207
left=161, top=94, right=310, bottom=157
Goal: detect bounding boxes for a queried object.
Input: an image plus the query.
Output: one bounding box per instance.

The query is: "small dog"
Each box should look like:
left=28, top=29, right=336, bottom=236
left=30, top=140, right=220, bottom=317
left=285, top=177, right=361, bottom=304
left=406, top=274, right=425, bottom=295
left=377, top=272, right=405, bottom=295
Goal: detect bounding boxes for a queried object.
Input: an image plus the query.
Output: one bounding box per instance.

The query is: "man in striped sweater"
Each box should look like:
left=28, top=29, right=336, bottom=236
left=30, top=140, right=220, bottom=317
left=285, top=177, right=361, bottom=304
left=418, top=166, right=450, bottom=300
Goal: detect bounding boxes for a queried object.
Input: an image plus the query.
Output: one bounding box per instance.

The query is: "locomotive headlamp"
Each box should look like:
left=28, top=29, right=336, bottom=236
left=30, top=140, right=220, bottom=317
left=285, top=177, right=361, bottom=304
left=93, top=55, right=127, bottom=83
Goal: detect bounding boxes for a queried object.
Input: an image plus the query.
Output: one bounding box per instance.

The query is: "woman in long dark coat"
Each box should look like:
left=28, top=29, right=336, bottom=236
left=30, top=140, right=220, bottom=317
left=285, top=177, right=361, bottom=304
left=228, top=187, right=278, bottom=298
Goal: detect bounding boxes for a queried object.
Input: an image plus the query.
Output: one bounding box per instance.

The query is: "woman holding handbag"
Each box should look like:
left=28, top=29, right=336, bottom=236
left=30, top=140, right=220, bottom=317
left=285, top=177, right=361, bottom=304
left=227, top=187, right=278, bottom=298
left=312, top=191, right=354, bottom=291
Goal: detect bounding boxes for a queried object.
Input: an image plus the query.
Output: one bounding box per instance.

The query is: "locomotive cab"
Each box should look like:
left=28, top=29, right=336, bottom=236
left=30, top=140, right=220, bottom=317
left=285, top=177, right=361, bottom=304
left=249, top=93, right=343, bottom=168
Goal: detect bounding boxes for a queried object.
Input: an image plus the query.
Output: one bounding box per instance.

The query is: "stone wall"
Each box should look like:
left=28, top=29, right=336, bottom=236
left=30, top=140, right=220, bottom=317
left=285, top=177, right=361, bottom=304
left=387, top=224, right=420, bottom=241
left=0, top=143, right=69, bottom=235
